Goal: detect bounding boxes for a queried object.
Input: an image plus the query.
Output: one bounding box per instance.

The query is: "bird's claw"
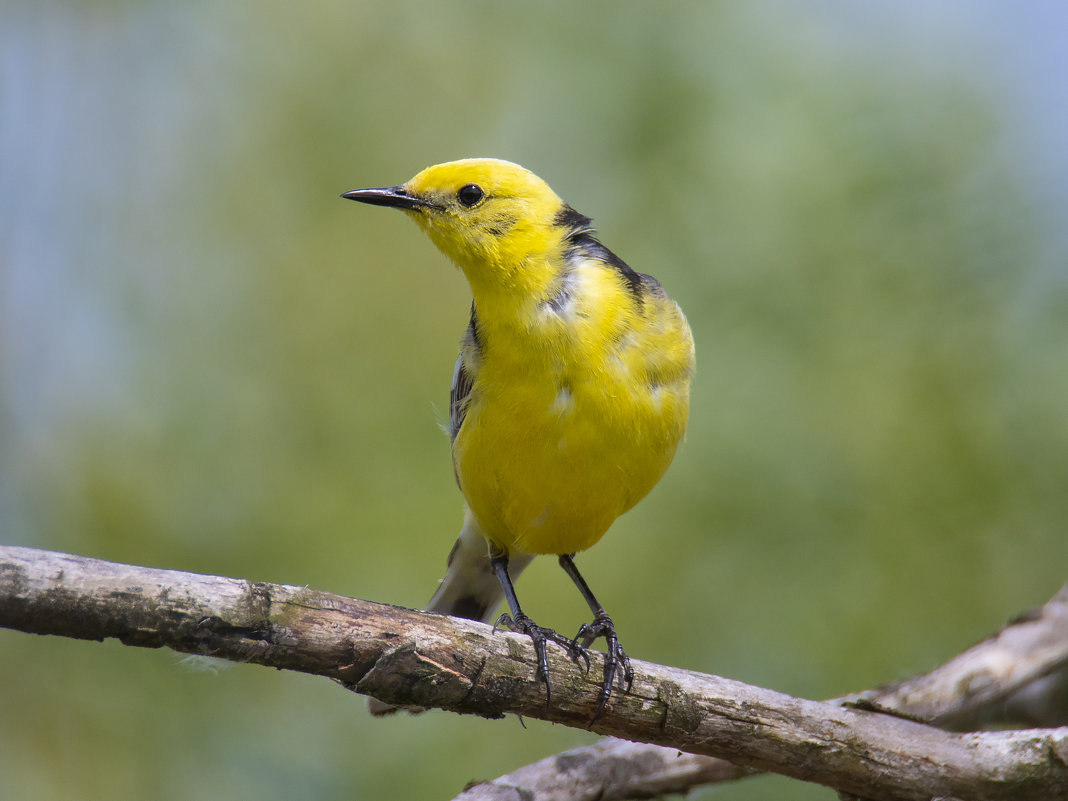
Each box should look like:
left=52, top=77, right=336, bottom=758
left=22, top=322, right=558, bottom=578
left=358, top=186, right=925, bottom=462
left=495, top=612, right=591, bottom=703
left=575, top=612, right=634, bottom=722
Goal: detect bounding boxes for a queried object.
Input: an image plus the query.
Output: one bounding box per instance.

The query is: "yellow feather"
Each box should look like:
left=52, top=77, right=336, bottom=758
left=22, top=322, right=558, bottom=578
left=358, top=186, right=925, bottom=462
left=382, top=158, right=694, bottom=555
left=346, top=158, right=694, bottom=716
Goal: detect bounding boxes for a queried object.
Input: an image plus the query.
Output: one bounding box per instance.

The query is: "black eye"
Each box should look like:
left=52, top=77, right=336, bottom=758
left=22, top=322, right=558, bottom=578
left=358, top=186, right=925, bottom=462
left=457, top=184, right=484, bottom=207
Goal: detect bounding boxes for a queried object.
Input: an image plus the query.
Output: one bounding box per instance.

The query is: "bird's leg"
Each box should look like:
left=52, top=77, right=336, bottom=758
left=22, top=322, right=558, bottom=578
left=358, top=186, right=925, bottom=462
left=490, top=552, right=590, bottom=704
left=558, top=553, right=634, bottom=721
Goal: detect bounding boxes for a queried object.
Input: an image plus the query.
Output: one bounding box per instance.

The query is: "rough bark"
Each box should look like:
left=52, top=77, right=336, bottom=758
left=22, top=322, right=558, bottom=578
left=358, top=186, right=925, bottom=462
left=2, top=545, right=1066, bottom=801
left=456, top=585, right=1068, bottom=800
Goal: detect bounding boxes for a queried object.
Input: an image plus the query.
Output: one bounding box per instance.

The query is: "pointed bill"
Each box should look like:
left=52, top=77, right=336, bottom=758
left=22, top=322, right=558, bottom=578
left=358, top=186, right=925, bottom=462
left=341, top=186, right=434, bottom=210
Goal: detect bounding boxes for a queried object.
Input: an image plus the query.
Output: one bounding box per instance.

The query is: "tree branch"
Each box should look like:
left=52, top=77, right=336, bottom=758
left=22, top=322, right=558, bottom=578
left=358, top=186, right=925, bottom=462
left=1, top=545, right=1066, bottom=801
left=850, top=583, right=1068, bottom=730
left=456, top=585, right=1068, bottom=801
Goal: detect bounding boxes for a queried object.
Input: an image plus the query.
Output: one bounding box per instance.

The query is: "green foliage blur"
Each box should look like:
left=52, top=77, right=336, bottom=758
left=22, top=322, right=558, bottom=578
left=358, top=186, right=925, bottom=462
left=3, top=3, right=1066, bottom=800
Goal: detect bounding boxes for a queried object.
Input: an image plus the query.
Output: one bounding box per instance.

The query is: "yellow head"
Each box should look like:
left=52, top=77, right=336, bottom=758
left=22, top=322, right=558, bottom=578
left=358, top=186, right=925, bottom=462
left=343, top=159, right=573, bottom=296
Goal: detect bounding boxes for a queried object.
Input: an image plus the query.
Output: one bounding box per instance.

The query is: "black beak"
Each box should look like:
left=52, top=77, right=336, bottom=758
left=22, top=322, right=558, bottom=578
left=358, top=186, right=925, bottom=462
left=341, top=185, right=431, bottom=210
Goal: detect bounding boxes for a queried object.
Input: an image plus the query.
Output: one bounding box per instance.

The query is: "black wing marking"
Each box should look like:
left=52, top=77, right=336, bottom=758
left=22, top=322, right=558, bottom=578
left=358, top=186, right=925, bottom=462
left=449, top=302, right=480, bottom=442
left=449, top=352, right=473, bottom=442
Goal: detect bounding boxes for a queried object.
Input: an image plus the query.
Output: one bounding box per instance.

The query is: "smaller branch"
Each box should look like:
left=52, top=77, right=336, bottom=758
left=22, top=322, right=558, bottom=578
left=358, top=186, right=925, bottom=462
left=849, top=583, right=1068, bottom=730
left=454, top=736, right=757, bottom=801
left=456, top=583, right=1068, bottom=801
left=2, top=546, right=1066, bottom=801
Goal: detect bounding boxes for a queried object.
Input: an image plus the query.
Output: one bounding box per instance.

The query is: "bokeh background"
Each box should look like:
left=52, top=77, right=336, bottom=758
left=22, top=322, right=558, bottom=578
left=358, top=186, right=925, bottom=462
left=3, top=2, right=1067, bottom=799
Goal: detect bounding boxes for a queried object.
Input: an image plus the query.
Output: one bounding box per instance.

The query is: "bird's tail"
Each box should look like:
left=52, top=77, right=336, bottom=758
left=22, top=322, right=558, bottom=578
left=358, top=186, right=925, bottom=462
left=367, top=512, right=533, bottom=715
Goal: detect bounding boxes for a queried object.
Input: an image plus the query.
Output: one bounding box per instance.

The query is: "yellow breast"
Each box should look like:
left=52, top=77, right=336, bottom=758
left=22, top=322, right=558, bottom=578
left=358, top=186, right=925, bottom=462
left=452, top=259, right=693, bottom=556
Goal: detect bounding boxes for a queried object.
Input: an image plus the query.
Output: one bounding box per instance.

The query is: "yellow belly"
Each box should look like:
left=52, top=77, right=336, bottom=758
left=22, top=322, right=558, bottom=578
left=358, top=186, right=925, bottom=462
left=453, top=361, right=689, bottom=556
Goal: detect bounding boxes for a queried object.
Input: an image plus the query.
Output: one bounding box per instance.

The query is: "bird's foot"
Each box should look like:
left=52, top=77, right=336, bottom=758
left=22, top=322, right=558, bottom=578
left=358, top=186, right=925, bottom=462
left=575, top=611, right=634, bottom=722
left=495, top=612, right=591, bottom=703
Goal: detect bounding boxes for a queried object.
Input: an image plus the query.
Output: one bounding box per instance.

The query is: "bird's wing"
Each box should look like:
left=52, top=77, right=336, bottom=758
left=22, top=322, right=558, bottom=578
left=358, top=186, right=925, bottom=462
left=449, top=351, right=473, bottom=443
left=449, top=302, right=480, bottom=444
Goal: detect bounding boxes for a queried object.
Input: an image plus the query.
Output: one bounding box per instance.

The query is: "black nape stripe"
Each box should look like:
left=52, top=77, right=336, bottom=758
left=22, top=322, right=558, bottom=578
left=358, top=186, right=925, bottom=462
left=555, top=204, right=645, bottom=303
left=589, top=239, right=644, bottom=300
left=554, top=204, right=593, bottom=233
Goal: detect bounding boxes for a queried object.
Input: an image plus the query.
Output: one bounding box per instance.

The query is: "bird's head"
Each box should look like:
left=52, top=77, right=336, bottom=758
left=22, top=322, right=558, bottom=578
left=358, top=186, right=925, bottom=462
left=343, top=159, right=571, bottom=295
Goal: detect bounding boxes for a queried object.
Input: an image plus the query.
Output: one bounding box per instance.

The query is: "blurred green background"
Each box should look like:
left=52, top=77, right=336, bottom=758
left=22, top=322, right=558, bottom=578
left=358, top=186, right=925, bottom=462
left=3, top=2, right=1067, bottom=799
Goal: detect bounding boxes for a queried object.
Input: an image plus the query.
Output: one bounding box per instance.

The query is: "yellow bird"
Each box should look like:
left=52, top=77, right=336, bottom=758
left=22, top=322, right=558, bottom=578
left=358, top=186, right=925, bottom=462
left=343, top=159, right=694, bottom=718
